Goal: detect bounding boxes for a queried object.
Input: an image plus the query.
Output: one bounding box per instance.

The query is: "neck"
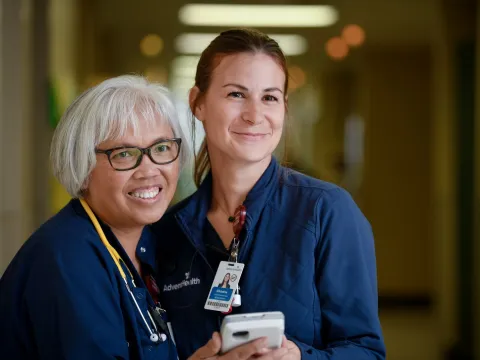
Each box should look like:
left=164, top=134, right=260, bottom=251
left=209, top=153, right=271, bottom=215
left=109, top=226, right=144, bottom=275
left=82, top=198, right=144, bottom=275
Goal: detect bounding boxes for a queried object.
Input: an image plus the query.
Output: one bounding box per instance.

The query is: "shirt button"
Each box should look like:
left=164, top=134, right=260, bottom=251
left=140, top=247, right=146, bottom=253
left=147, top=346, right=153, bottom=352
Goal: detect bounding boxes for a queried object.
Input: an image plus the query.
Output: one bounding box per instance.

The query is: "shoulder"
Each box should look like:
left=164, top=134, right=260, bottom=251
left=1, top=201, right=118, bottom=312
left=277, top=166, right=357, bottom=205
left=151, top=194, right=192, bottom=235
left=271, top=167, right=359, bottom=227
left=11, top=201, right=108, bottom=276
left=164, top=193, right=195, bottom=218
left=31, top=202, right=100, bottom=252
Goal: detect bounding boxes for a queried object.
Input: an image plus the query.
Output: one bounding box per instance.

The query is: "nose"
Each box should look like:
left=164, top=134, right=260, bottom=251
left=132, top=153, right=160, bottom=179
left=241, top=98, right=264, bottom=125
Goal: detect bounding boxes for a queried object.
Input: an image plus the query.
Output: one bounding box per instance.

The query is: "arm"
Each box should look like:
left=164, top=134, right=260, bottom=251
left=290, top=188, right=385, bottom=360
left=24, top=236, right=130, bottom=360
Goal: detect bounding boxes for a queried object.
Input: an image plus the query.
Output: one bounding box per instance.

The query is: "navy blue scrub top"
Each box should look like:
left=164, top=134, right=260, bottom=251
left=203, top=221, right=230, bottom=269
left=0, top=199, right=177, bottom=360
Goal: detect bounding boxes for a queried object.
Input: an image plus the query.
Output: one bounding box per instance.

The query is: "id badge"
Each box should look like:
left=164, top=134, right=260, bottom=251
left=204, top=261, right=244, bottom=312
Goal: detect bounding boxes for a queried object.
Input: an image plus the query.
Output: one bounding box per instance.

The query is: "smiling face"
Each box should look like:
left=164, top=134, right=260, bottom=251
left=83, top=114, right=180, bottom=231
left=193, top=52, right=286, bottom=165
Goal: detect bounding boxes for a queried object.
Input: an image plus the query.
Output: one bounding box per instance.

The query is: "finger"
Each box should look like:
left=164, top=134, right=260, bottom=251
left=221, top=337, right=268, bottom=360
left=192, top=332, right=222, bottom=359
left=285, top=340, right=298, bottom=351
left=281, top=336, right=288, bottom=348
left=211, top=332, right=222, bottom=350
left=256, top=347, right=272, bottom=355
left=252, top=347, right=289, bottom=360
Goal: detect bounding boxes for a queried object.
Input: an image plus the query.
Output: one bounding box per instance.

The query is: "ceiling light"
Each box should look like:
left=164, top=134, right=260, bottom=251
left=288, top=65, right=306, bottom=91
left=178, top=4, right=338, bottom=27
left=325, top=37, right=349, bottom=60
left=140, top=34, right=163, bottom=57
left=341, top=24, right=366, bottom=47
left=175, top=33, right=308, bottom=56
left=171, top=56, right=200, bottom=78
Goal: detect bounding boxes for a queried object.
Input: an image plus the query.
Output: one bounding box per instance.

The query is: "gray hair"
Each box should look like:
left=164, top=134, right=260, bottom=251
left=50, top=75, right=190, bottom=198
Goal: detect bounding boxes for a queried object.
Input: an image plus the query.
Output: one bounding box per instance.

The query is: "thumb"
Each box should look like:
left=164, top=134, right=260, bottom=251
left=192, top=332, right=222, bottom=359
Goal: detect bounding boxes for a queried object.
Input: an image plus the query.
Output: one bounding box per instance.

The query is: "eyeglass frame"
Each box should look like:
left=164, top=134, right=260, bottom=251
left=95, top=138, right=182, bottom=171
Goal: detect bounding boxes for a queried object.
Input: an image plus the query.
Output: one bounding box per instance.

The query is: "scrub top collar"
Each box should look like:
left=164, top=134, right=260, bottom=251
left=71, top=198, right=158, bottom=274
left=175, top=156, right=281, bottom=250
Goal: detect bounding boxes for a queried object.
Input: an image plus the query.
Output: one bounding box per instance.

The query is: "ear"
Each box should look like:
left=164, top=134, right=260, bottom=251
left=189, top=86, right=204, bottom=121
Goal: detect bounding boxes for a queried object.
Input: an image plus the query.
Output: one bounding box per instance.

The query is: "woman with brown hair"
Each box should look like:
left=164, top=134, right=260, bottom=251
left=153, top=28, right=386, bottom=360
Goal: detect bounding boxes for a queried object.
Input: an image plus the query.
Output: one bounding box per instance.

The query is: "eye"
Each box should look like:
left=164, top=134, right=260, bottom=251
left=263, top=94, right=279, bottom=102
left=154, top=144, right=170, bottom=153
left=110, top=148, right=138, bottom=161
left=228, top=91, right=245, bottom=99
left=114, top=150, right=134, bottom=158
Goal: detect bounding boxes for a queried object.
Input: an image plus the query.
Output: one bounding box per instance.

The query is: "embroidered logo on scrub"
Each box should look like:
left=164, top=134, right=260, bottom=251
left=163, top=271, right=201, bottom=292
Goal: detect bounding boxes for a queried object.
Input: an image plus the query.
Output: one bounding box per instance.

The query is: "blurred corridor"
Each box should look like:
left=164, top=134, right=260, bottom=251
left=0, top=0, right=479, bottom=358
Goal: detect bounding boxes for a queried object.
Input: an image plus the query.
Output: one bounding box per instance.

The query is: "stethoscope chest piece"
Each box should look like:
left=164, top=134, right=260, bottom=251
left=150, top=332, right=167, bottom=343
left=232, top=293, right=242, bottom=307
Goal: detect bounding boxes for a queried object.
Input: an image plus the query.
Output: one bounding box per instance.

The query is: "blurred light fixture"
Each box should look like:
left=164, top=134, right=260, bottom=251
left=140, top=34, right=164, bottom=57
left=178, top=4, right=338, bottom=27
left=288, top=65, right=306, bottom=91
left=175, top=33, right=308, bottom=56
left=171, top=56, right=200, bottom=78
left=170, top=56, right=199, bottom=98
left=341, top=24, right=365, bottom=47
left=325, top=37, right=349, bottom=60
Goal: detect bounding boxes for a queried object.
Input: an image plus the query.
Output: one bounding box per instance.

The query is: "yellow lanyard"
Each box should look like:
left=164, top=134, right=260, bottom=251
left=79, top=199, right=166, bottom=343
left=79, top=199, right=134, bottom=283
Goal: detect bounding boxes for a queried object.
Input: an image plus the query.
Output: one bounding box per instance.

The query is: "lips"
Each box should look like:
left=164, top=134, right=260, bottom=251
left=231, top=132, right=269, bottom=142
left=232, top=132, right=268, bottom=136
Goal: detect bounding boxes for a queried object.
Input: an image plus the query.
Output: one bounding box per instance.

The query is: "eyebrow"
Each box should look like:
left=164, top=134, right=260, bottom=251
left=112, top=137, right=172, bottom=148
left=223, top=83, right=283, bottom=94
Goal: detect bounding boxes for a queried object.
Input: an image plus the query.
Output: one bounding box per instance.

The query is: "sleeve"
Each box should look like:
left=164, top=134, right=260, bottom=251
left=289, top=188, right=386, bottom=360
left=24, top=235, right=130, bottom=360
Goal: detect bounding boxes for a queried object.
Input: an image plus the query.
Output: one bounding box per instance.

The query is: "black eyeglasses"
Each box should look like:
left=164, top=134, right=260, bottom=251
left=95, top=138, right=182, bottom=171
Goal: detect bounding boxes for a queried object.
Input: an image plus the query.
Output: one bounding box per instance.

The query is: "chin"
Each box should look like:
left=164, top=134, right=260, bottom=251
left=135, top=214, right=163, bottom=226
left=229, top=138, right=279, bottom=162
left=137, top=206, right=169, bottom=225
left=231, top=148, right=273, bottom=164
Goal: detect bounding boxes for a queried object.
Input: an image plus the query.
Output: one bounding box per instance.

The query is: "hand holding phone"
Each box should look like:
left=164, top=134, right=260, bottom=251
left=188, top=332, right=271, bottom=360
left=220, top=312, right=285, bottom=354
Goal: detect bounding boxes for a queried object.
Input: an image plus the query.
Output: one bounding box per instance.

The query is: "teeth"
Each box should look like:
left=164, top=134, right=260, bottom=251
left=131, top=187, right=160, bottom=199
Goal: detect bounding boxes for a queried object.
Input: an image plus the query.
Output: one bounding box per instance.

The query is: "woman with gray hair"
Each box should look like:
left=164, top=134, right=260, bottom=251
left=0, top=75, right=186, bottom=360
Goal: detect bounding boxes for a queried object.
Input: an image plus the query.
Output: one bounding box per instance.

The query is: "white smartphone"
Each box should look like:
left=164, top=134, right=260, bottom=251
left=220, top=311, right=285, bottom=354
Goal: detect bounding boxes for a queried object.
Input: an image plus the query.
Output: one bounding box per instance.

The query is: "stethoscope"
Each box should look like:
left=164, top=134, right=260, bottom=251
left=80, top=199, right=167, bottom=344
